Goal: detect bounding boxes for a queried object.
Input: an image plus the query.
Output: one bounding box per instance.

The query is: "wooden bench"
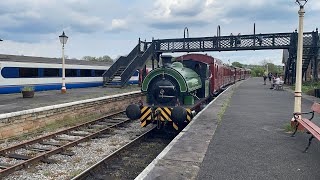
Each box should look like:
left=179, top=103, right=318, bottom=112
left=292, top=102, right=320, bottom=152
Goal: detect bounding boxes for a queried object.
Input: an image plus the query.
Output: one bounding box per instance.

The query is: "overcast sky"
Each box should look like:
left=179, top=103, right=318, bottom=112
left=0, top=0, right=319, bottom=65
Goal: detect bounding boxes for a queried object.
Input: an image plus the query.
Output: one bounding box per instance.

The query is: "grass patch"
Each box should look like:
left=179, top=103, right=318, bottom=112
left=284, top=123, right=295, bottom=133
left=43, top=171, right=53, bottom=177
left=69, top=169, right=83, bottom=178
left=73, top=157, right=82, bottom=164
left=283, top=122, right=304, bottom=134
left=217, top=91, right=234, bottom=124
left=7, top=113, right=103, bottom=143
left=291, top=81, right=320, bottom=94
left=39, top=113, right=101, bottom=133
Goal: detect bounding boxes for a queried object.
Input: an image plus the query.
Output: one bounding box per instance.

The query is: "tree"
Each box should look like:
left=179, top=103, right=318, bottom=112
left=98, top=55, right=113, bottom=63
left=260, top=60, right=282, bottom=75
left=232, top=61, right=243, bottom=68
left=82, top=55, right=113, bottom=64
left=82, top=56, right=96, bottom=61
left=251, top=66, right=265, bottom=77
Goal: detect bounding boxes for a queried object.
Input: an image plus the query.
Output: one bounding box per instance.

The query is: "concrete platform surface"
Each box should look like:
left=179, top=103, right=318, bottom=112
left=197, top=77, right=320, bottom=179
left=0, top=85, right=140, bottom=114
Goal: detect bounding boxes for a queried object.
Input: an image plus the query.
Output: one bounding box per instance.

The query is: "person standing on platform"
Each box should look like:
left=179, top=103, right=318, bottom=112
left=268, top=72, right=273, bottom=82
left=263, top=71, right=267, bottom=85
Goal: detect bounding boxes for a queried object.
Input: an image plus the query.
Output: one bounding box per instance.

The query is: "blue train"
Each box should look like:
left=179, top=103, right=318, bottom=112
left=0, top=54, right=139, bottom=94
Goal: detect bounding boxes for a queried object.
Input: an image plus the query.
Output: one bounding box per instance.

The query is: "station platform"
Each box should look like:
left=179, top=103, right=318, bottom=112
left=137, top=77, right=320, bottom=180
left=0, top=85, right=140, bottom=114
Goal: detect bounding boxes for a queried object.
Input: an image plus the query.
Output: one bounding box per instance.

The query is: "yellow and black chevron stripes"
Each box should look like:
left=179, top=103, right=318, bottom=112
left=140, top=106, right=151, bottom=127
left=155, top=107, right=172, bottom=121
left=139, top=106, right=193, bottom=130
left=186, top=108, right=192, bottom=121
left=172, top=122, right=179, bottom=130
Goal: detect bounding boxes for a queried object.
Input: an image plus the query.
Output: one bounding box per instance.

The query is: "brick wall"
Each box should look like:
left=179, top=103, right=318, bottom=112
left=0, top=92, right=144, bottom=139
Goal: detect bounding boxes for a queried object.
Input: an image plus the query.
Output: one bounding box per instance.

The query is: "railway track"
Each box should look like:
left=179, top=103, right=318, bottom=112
left=0, top=110, right=132, bottom=178
left=72, top=127, right=175, bottom=180
left=0, top=89, right=216, bottom=178
left=72, top=96, right=214, bottom=179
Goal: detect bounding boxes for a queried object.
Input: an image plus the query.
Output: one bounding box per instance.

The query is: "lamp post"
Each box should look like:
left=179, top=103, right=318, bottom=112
left=59, top=31, right=68, bottom=94
left=183, top=27, right=189, bottom=39
left=293, top=0, right=308, bottom=116
left=183, top=27, right=189, bottom=50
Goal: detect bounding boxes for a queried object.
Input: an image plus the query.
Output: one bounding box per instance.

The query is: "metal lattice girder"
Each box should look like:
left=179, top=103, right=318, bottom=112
left=154, top=32, right=317, bottom=53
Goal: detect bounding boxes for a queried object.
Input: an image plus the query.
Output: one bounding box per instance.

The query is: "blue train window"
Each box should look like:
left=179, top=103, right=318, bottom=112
left=66, top=69, right=78, bottom=77
left=80, top=69, right=92, bottom=77
left=19, top=68, right=38, bottom=77
left=1, top=67, right=19, bottom=78
left=94, top=70, right=105, bottom=77
left=43, top=68, right=60, bottom=77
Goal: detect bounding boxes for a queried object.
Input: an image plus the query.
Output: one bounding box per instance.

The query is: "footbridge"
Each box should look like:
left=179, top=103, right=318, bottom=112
left=103, top=29, right=319, bottom=86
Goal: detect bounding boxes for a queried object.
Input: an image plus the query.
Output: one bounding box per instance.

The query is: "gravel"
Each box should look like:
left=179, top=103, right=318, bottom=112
left=2, top=120, right=154, bottom=180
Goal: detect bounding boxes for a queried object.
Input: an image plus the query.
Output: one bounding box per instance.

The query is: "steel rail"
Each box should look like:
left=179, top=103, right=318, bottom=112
left=71, top=127, right=157, bottom=180
left=0, top=92, right=143, bottom=155
left=0, top=110, right=123, bottom=155
left=0, top=109, right=135, bottom=178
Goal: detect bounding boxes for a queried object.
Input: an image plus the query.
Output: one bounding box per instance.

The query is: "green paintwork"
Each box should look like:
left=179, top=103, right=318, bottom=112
left=142, top=62, right=202, bottom=93
left=184, top=95, right=194, bottom=105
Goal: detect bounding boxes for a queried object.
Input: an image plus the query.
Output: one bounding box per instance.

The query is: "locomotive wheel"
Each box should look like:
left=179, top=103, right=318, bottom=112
left=126, top=104, right=141, bottom=120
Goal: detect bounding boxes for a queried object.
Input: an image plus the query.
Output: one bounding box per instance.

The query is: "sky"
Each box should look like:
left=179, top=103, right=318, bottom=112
left=0, top=0, right=319, bottom=65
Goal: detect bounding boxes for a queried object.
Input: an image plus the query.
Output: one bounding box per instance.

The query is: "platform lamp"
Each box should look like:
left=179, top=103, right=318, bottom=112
left=59, top=31, right=68, bottom=94
left=293, top=0, right=308, bottom=118
left=184, top=27, right=189, bottom=50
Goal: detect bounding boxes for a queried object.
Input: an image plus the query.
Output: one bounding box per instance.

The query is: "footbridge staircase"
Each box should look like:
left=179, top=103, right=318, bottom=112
left=283, top=30, right=320, bottom=84
left=103, top=40, right=154, bottom=87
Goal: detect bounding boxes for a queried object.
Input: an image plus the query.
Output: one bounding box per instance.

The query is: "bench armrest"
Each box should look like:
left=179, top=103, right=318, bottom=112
left=293, top=111, right=314, bottom=121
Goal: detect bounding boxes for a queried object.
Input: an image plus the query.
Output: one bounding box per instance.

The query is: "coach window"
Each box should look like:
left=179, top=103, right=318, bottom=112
left=94, top=70, right=105, bottom=77
left=1, top=67, right=19, bottom=78
left=19, top=68, right=38, bottom=78
left=80, top=69, right=92, bottom=77
left=66, top=69, right=78, bottom=77
left=43, top=68, right=60, bottom=77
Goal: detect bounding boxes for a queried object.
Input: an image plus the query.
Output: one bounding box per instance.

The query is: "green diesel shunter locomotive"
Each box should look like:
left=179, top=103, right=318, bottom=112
left=126, top=55, right=211, bottom=130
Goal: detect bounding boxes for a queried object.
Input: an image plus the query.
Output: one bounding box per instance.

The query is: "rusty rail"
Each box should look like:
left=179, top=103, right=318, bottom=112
left=0, top=110, right=132, bottom=178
